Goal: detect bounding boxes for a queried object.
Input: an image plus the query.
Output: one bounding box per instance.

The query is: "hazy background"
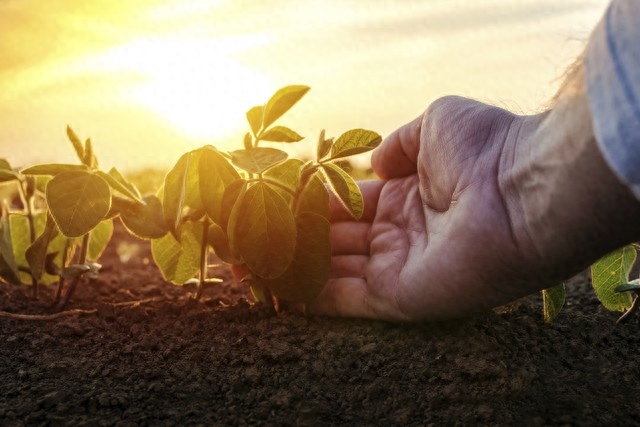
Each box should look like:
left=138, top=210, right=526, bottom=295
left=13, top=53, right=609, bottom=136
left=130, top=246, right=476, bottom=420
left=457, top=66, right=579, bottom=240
left=0, top=0, right=609, bottom=172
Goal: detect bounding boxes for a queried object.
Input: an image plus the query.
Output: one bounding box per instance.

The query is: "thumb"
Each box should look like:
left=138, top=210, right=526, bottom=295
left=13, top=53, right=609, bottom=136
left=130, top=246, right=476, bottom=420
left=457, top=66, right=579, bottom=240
left=371, top=114, right=423, bottom=179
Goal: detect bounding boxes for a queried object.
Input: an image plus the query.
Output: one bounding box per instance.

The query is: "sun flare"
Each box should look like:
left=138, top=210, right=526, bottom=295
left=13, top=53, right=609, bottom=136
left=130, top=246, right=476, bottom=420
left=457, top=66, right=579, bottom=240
left=83, top=36, right=273, bottom=143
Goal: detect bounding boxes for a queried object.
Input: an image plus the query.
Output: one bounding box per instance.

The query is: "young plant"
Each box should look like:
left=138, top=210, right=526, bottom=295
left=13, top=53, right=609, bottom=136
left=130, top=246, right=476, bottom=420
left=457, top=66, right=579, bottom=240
left=8, top=126, right=164, bottom=309
left=152, top=85, right=381, bottom=309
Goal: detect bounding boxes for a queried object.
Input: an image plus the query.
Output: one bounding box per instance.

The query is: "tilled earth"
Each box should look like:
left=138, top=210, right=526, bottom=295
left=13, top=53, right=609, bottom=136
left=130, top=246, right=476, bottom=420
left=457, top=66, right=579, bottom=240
left=1, top=224, right=640, bottom=426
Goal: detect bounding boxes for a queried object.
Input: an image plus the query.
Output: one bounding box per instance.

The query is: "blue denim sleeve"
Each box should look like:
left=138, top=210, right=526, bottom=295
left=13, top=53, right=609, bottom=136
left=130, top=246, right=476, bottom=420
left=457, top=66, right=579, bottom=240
left=585, top=0, right=640, bottom=199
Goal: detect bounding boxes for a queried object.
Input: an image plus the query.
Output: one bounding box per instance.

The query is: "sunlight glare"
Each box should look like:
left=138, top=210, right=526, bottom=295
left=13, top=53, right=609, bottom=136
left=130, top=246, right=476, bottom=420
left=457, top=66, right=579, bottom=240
left=85, top=36, right=273, bottom=143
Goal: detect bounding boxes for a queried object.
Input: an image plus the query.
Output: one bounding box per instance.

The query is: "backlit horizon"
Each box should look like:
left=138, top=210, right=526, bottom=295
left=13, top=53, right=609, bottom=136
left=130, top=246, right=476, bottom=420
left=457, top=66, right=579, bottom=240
left=0, top=0, right=609, bottom=172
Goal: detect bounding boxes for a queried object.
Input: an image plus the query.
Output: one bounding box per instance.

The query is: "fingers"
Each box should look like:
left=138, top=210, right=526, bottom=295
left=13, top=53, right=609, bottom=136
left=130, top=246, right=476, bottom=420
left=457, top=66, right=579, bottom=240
left=330, top=180, right=384, bottom=223
left=371, top=114, right=423, bottom=179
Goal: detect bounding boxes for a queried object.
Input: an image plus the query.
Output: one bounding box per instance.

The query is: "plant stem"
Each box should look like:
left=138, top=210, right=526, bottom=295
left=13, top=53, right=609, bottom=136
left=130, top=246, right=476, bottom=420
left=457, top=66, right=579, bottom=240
left=52, top=239, right=72, bottom=308
left=17, top=180, right=39, bottom=299
left=58, top=233, right=90, bottom=310
left=291, top=165, right=318, bottom=216
left=194, top=218, right=210, bottom=301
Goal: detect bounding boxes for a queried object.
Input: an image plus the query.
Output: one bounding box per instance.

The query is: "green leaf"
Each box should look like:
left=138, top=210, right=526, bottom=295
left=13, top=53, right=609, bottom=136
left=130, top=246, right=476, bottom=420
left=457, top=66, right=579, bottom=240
left=229, top=182, right=296, bottom=279
left=591, top=246, right=636, bottom=312
left=108, top=167, right=142, bottom=198
left=198, top=146, right=241, bottom=226
left=163, top=150, right=203, bottom=234
left=21, top=163, right=89, bottom=176
left=25, top=213, right=59, bottom=281
left=151, top=220, right=203, bottom=285
left=95, top=170, right=143, bottom=203
left=329, top=129, right=382, bottom=160
left=113, top=195, right=168, bottom=240
left=207, top=222, right=241, bottom=264
left=243, top=132, right=253, bottom=150
left=321, top=163, right=363, bottom=219
left=258, top=212, right=330, bottom=303
left=264, top=158, right=304, bottom=190
left=297, top=175, right=330, bottom=219
left=262, top=85, right=310, bottom=129
left=0, top=207, right=20, bottom=284
left=0, top=159, right=12, bottom=170
left=246, top=105, right=264, bottom=136
left=231, top=147, right=288, bottom=175
left=316, top=129, right=333, bottom=161
left=88, top=219, right=113, bottom=260
left=259, top=126, right=303, bottom=143
left=46, top=171, right=112, bottom=238
left=219, top=180, right=247, bottom=232
left=0, top=169, right=19, bottom=183
left=542, top=283, right=565, bottom=323
left=84, top=138, right=98, bottom=168
left=66, top=125, right=85, bottom=163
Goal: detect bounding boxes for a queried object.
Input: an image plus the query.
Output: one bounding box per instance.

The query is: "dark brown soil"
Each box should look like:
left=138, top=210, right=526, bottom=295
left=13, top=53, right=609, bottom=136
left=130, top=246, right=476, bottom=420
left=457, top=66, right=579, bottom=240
left=2, top=223, right=640, bottom=426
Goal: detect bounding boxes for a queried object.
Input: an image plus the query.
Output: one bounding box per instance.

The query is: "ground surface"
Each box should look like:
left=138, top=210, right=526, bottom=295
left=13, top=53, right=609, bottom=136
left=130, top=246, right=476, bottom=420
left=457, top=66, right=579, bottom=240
left=1, top=223, right=640, bottom=426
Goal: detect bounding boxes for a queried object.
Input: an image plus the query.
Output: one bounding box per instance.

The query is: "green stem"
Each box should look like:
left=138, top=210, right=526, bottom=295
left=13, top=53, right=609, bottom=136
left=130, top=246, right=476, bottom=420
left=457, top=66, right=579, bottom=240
left=291, top=165, right=318, bottom=216
left=52, top=239, right=73, bottom=308
left=194, top=218, right=210, bottom=301
left=58, top=233, right=90, bottom=310
left=17, top=181, right=39, bottom=299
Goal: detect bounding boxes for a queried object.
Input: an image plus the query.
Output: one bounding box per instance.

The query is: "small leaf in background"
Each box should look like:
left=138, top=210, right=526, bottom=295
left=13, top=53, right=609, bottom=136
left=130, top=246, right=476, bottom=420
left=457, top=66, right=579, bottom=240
left=316, top=129, right=333, bottom=161
left=259, top=126, right=303, bottom=143
left=297, top=175, right=330, bottom=219
left=207, top=222, right=241, bottom=264
left=0, top=169, right=19, bottom=183
left=229, top=182, right=296, bottom=279
left=21, top=164, right=89, bottom=176
left=262, top=85, right=310, bottom=129
left=88, top=219, right=114, bottom=260
left=542, top=283, right=565, bottom=323
left=0, top=205, right=21, bottom=284
left=113, top=195, right=168, bottom=240
left=198, top=146, right=241, bottom=226
left=66, top=125, right=85, bottom=163
left=259, top=212, right=330, bottom=303
left=591, top=245, right=636, bottom=312
left=321, top=163, right=363, bottom=219
left=231, top=147, right=288, bottom=175
left=83, top=138, right=98, bottom=169
left=151, top=220, right=203, bottom=285
left=329, top=129, right=382, bottom=160
left=163, top=150, right=203, bottom=234
left=0, top=159, right=12, bottom=170
left=108, top=167, right=142, bottom=200
left=246, top=105, right=264, bottom=136
left=243, top=132, right=253, bottom=150
left=25, top=213, right=59, bottom=281
left=46, top=171, right=112, bottom=238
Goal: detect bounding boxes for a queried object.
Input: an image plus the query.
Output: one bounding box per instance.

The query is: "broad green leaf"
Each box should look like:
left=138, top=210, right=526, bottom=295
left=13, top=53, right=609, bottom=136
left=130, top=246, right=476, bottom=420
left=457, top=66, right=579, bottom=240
left=0, top=207, right=20, bottom=284
left=246, top=105, right=263, bottom=136
left=46, top=171, right=112, bottom=238
left=297, top=175, right=330, bottom=219
left=542, top=283, right=565, bottom=323
left=88, top=219, right=113, bottom=260
left=231, top=147, right=288, bottom=175
left=207, top=222, right=241, bottom=264
left=66, top=125, right=85, bottom=163
left=96, top=171, right=143, bottom=203
left=258, top=212, right=330, bottom=303
left=25, top=213, right=59, bottom=281
left=113, top=195, right=168, bottom=240
left=229, top=182, right=296, bottom=279
left=263, top=85, right=310, bottom=129
left=21, top=163, right=89, bottom=176
left=264, top=158, right=304, bottom=190
left=316, top=129, right=333, bottom=161
left=591, top=246, right=636, bottom=311
left=259, top=126, right=303, bottom=143
left=151, top=220, right=203, bottom=285
left=220, top=180, right=247, bottom=232
left=163, top=150, right=203, bottom=234
left=16, top=212, right=64, bottom=285
left=321, top=163, right=363, bottom=219
left=329, top=129, right=382, bottom=160
left=198, top=146, right=241, bottom=226
left=0, top=170, right=19, bottom=183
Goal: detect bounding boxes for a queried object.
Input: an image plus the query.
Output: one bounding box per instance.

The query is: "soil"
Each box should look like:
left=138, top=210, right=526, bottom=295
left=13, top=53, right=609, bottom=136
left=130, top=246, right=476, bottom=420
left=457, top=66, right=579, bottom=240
left=2, top=223, right=640, bottom=427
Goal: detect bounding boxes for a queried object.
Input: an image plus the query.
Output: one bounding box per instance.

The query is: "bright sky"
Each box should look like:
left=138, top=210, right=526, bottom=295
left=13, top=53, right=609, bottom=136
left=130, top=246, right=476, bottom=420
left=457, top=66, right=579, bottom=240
left=0, top=0, right=610, bottom=171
